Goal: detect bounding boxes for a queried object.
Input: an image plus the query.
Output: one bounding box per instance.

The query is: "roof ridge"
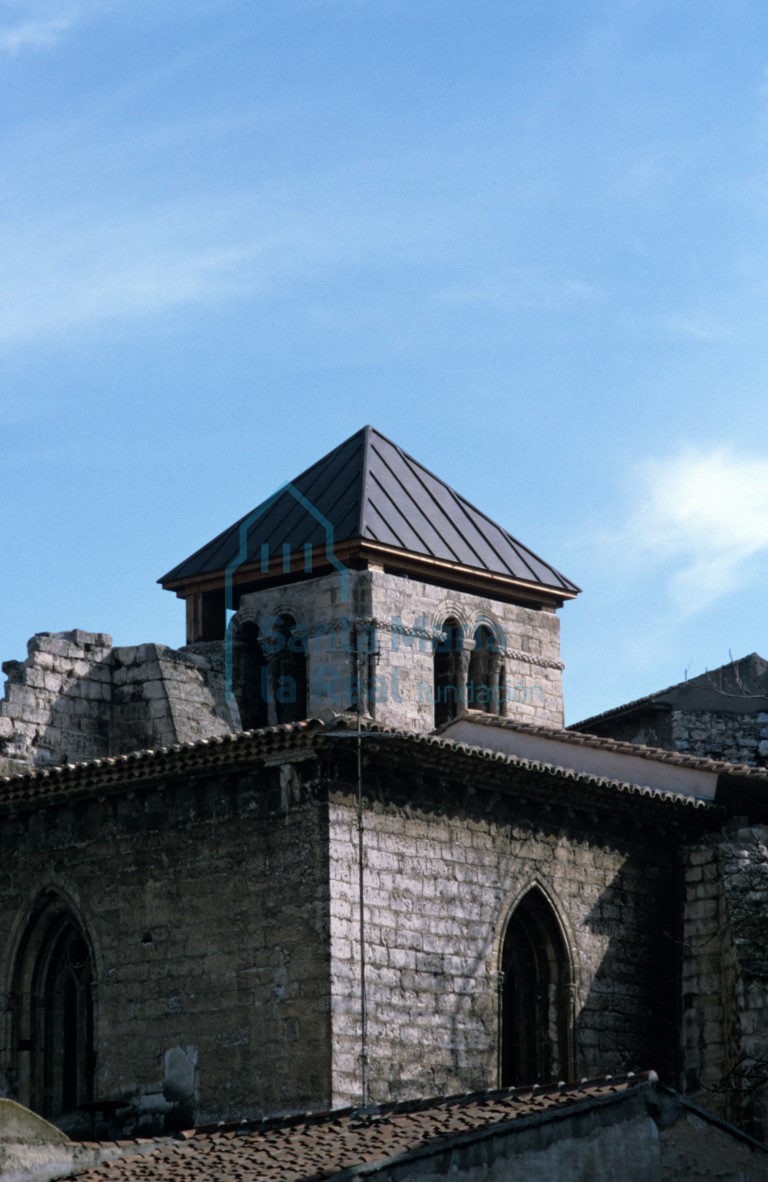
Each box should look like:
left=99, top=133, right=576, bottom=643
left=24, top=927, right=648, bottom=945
left=176, top=1071, right=657, bottom=1140
left=0, top=718, right=733, bottom=820
left=357, top=424, right=374, bottom=539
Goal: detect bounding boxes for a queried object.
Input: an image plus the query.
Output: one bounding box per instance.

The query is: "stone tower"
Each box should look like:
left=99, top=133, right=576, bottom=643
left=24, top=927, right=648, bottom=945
left=160, top=426, right=579, bottom=733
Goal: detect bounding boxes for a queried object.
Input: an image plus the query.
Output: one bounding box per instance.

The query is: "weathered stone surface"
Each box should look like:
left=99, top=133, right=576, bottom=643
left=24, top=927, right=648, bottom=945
left=0, top=762, right=332, bottom=1126
left=0, top=631, right=237, bottom=767
left=0, top=747, right=681, bottom=1130
left=235, top=568, right=564, bottom=733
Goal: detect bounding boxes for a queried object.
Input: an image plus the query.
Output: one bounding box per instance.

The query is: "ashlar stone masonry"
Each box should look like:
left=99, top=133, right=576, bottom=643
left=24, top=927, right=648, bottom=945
left=0, top=722, right=688, bottom=1132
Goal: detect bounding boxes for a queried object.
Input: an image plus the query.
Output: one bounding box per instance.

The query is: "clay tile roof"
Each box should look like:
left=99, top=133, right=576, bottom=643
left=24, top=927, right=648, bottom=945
left=0, top=716, right=733, bottom=822
left=62, top=1074, right=658, bottom=1181
left=445, top=711, right=768, bottom=778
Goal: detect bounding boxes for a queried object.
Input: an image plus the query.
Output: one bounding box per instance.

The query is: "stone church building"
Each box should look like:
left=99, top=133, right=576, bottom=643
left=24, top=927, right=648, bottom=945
left=2, top=426, right=768, bottom=1158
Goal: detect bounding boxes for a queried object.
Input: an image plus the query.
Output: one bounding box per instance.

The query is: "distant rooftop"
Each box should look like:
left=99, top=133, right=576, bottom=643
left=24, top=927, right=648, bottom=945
left=573, top=653, right=768, bottom=731
left=159, top=425, right=578, bottom=608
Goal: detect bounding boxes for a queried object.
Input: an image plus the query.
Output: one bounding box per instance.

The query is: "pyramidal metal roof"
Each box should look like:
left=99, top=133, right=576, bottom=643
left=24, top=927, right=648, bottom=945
left=160, top=426, right=578, bottom=600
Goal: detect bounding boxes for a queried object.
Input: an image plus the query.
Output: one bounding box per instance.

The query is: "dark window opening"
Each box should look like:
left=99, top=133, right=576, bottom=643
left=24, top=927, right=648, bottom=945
left=41, top=922, right=94, bottom=1117
left=14, top=904, right=96, bottom=1120
left=501, top=889, right=571, bottom=1087
left=434, top=618, right=463, bottom=726
left=467, top=625, right=500, bottom=714
left=272, top=614, right=308, bottom=724
left=233, top=620, right=268, bottom=730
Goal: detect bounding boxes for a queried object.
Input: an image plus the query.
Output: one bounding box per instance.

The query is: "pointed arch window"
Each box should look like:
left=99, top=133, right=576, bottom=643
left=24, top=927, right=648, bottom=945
left=13, top=899, right=95, bottom=1118
left=434, top=618, right=463, bottom=726
left=500, top=888, right=571, bottom=1087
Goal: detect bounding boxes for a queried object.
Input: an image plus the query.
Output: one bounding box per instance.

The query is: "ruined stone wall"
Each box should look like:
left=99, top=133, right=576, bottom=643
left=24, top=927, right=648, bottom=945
left=110, top=643, right=235, bottom=753
left=0, top=759, right=332, bottom=1128
left=235, top=569, right=564, bottom=733
left=0, top=631, right=236, bottom=768
left=0, top=631, right=113, bottom=765
left=326, top=767, right=678, bottom=1107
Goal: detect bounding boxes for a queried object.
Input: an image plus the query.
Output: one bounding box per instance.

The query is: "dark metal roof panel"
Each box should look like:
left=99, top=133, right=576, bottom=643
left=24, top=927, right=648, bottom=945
left=161, top=432, right=367, bottom=581
left=160, top=425, right=579, bottom=594
left=359, top=429, right=576, bottom=590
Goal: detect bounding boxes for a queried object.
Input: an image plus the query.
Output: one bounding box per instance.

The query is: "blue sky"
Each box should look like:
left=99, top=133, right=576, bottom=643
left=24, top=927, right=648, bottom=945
left=2, top=0, right=768, bottom=724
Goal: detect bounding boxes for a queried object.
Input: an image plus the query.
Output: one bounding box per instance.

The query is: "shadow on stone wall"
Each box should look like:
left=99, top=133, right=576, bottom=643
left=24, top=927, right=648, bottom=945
left=576, top=849, right=682, bottom=1085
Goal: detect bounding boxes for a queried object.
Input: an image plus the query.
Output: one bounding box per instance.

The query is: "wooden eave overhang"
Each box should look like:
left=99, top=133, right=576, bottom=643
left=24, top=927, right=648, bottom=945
left=159, top=539, right=577, bottom=609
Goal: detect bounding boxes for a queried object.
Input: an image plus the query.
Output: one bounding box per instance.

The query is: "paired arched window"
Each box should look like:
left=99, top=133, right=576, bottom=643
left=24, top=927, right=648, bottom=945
left=433, top=617, right=463, bottom=726
left=433, top=619, right=504, bottom=725
left=12, top=897, right=95, bottom=1118
left=232, top=613, right=308, bottom=728
left=500, top=888, right=571, bottom=1087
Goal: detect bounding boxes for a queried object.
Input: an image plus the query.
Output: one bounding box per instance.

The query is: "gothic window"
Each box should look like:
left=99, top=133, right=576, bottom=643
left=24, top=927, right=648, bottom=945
left=271, top=614, right=308, bottom=724
left=434, top=618, right=463, bottom=726
left=13, top=899, right=95, bottom=1118
left=500, top=888, right=571, bottom=1087
left=467, top=625, right=500, bottom=714
left=233, top=620, right=268, bottom=730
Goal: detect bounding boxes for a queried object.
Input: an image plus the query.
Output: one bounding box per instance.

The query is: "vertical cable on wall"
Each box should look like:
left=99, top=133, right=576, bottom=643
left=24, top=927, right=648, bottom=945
left=355, top=633, right=369, bottom=1106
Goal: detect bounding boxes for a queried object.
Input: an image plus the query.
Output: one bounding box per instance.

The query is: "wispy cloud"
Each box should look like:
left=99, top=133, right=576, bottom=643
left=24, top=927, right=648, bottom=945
left=0, top=178, right=453, bottom=346
left=631, top=447, right=768, bottom=611
left=433, top=270, right=603, bottom=312
left=0, top=204, right=273, bottom=344
left=0, top=1, right=85, bottom=55
left=0, top=14, right=72, bottom=54
left=666, top=315, right=733, bottom=342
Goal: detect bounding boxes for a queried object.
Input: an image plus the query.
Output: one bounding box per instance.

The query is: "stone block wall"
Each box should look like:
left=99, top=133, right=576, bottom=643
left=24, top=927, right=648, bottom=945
left=580, top=708, right=768, bottom=768
left=0, top=761, right=332, bottom=1127
left=682, top=825, right=768, bottom=1138
left=325, top=766, right=678, bottom=1107
left=680, top=839, right=736, bottom=1121
left=111, top=643, right=235, bottom=753
left=368, top=571, right=564, bottom=731
left=671, top=711, right=768, bottom=768
left=0, top=742, right=686, bottom=1130
left=235, top=569, right=564, bottom=733
left=0, top=631, right=113, bottom=765
left=0, top=631, right=236, bottom=768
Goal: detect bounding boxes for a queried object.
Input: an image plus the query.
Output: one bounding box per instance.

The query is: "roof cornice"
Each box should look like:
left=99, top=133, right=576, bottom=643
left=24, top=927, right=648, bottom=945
left=0, top=717, right=726, bottom=827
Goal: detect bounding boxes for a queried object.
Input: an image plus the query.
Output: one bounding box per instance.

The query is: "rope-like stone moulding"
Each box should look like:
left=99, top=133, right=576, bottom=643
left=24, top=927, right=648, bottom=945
left=502, top=648, right=564, bottom=671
